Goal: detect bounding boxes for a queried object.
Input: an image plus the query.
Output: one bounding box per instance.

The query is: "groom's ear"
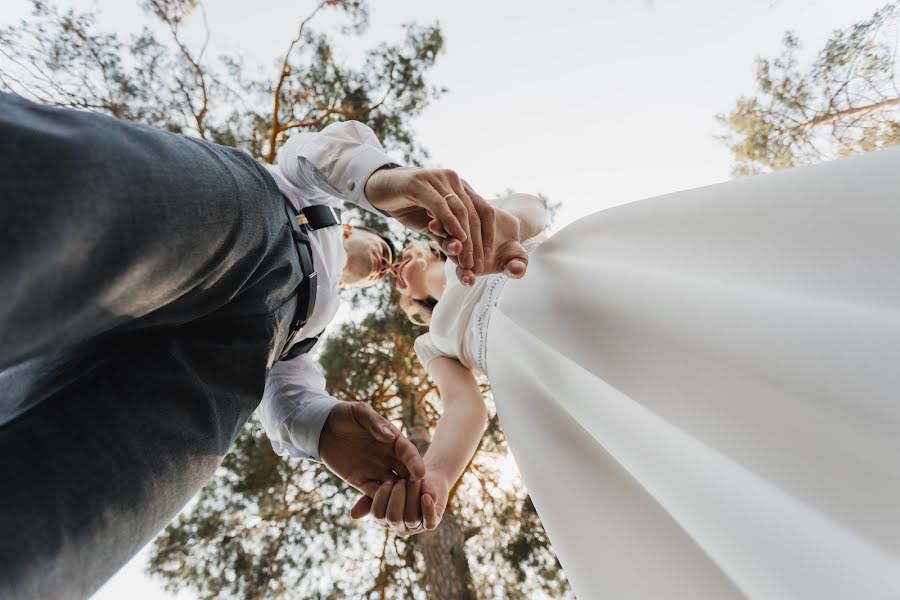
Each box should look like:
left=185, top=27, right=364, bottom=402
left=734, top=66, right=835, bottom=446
left=342, top=223, right=353, bottom=239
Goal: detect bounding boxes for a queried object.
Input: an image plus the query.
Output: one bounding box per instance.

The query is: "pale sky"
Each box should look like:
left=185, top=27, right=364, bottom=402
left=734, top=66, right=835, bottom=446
left=3, top=0, right=892, bottom=597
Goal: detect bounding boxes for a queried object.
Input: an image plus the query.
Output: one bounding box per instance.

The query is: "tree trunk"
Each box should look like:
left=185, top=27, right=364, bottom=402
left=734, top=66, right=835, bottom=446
left=413, top=514, right=477, bottom=600
left=402, top=387, right=477, bottom=600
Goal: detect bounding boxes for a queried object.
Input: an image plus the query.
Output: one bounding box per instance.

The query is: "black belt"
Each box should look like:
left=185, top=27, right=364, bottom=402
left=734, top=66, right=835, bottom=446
left=279, top=198, right=341, bottom=361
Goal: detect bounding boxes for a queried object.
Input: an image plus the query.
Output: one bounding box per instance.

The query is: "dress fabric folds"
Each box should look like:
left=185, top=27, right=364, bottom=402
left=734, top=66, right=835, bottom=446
left=485, top=148, right=900, bottom=599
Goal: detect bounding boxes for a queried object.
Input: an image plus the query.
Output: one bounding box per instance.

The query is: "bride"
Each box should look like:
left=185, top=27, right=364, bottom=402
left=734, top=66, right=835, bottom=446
left=353, top=148, right=900, bottom=599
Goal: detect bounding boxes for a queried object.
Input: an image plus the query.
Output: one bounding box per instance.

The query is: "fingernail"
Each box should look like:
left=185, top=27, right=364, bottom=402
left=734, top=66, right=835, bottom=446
left=381, top=426, right=391, bottom=435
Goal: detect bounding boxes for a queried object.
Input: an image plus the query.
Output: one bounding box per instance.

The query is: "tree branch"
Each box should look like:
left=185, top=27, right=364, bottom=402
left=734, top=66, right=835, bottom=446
left=796, top=97, right=900, bottom=131
left=267, top=0, right=331, bottom=163
left=148, top=0, right=211, bottom=138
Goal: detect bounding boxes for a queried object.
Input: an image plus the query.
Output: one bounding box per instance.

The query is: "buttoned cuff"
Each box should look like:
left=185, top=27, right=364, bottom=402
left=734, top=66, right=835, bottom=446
left=345, top=150, right=400, bottom=217
left=290, top=396, right=341, bottom=462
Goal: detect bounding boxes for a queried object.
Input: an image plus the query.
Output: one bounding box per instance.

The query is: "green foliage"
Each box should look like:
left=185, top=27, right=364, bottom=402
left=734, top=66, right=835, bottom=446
left=718, top=2, right=900, bottom=175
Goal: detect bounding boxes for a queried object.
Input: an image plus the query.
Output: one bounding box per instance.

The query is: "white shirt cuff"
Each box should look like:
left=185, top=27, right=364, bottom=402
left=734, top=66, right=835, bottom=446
left=346, top=150, right=399, bottom=216
left=276, top=121, right=400, bottom=218
left=288, top=396, right=341, bottom=462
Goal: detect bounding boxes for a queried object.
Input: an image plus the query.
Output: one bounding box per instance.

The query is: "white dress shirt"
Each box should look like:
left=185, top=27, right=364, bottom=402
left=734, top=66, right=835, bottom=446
left=256, top=121, right=396, bottom=461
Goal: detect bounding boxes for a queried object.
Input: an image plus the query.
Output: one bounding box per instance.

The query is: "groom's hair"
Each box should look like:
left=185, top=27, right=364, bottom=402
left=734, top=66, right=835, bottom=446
left=397, top=240, right=445, bottom=327
left=353, top=225, right=398, bottom=264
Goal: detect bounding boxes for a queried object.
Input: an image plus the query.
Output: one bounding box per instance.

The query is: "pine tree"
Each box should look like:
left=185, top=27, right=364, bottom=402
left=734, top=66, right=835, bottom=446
left=718, top=2, right=900, bottom=176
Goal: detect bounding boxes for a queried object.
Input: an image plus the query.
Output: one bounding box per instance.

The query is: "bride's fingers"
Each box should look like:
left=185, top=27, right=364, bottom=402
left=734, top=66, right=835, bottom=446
left=505, top=258, right=527, bottom=278
left=350, top=495, right=373, bottom=520
left=428, top=218, right=447, bottom=237
left=371, top=480, right=394, bottom=522
left=455, top=265, right=475, bottom=287
left=403, top=479, right=423, bottom=528
left=385, top=480, right=407, bottom=528
left=422, top=494, right=443, bottom=530
left=440, top=237, right=463, bottom=257
left=496, top=240, right=529, bottom=278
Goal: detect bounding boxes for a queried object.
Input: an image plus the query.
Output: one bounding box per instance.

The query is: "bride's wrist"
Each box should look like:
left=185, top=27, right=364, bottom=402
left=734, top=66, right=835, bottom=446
left=424, top=457, right=458, bottom=485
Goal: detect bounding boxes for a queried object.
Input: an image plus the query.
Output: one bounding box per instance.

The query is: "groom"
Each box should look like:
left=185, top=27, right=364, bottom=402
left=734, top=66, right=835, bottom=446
left=0, top=92, right=528, bottom=599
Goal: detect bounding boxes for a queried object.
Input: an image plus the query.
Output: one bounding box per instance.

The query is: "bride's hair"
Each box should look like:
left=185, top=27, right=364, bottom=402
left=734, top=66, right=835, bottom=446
left=397, top=240, right=445, bottom=327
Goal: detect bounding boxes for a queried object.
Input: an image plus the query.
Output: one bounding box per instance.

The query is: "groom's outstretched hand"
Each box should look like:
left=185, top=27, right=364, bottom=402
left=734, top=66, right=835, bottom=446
left=318, top=401, right=426, bottom=498
left=364, top=167, right=529, bottom=285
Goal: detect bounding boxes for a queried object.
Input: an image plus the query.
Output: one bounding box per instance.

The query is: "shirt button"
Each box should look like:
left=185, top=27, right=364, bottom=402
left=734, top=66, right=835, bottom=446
left=347, top=180, right=356, bottom=191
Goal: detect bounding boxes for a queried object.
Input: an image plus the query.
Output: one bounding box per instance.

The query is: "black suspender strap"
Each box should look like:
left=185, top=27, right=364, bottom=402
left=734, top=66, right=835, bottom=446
left=298, top=205, right=341, bottom=230
left=279, top=333, right=323, bottom=362
left=278, top=199, right=340, bottom=361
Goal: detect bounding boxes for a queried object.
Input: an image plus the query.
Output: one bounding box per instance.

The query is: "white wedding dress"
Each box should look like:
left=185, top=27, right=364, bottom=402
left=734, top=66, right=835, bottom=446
left=415, top=148, right=900, bottom=599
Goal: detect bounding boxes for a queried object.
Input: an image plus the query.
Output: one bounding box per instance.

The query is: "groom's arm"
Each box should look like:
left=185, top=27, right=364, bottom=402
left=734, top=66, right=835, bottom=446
left=258, top=353, right=339, bottom=461
left=258, top=354, right=424, bottom=492
left=276, top=120, right=530, bottom=282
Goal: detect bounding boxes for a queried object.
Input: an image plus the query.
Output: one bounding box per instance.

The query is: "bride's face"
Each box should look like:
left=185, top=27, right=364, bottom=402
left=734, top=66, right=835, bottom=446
left=393, top=242, right=442, bottom=301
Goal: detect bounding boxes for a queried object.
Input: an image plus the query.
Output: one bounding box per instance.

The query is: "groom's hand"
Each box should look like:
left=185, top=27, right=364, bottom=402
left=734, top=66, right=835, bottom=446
left=364, top=167, right=496, bottom=284
left=318, top=401, right=426, bottom=497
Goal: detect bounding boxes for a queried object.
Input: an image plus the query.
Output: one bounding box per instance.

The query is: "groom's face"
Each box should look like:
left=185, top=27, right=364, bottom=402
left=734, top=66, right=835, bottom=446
left=341, top=225, right=394, bottom=288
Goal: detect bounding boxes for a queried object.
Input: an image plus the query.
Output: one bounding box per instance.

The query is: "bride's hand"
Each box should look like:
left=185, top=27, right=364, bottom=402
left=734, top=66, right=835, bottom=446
left=350, top=469, right=450, bottom=537
left=430, top=203, right=529, bottom=283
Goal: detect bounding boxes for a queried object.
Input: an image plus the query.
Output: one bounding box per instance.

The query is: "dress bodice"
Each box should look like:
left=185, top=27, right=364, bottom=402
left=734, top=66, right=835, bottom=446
left=413, top=237, right=543, bottom=376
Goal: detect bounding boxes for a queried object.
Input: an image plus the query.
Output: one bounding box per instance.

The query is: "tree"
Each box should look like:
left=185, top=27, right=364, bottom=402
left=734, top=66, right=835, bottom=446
left=149, top=293, right=571, bottom=599
left=0, top=0, right=444, bottom=164
left=1, top=1, right=571, bottom=597
left=718, top=2, right=900, bottom=176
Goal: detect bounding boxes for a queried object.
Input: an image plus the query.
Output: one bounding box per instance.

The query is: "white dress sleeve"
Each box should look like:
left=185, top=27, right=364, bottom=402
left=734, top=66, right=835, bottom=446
left=414, top=333, right=446, bottom=370
left=275, top=120, right=399, bottom=216
left=257, top=353, right=341, bottom=461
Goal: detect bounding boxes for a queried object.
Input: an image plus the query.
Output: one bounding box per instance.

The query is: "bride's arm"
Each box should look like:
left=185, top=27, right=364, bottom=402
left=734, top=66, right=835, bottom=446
left=347, top=356, right=487, bottom=533
left=423, top=356, right=489, bottom=490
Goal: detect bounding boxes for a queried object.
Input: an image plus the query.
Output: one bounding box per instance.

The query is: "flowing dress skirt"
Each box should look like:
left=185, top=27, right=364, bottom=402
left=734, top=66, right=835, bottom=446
left=486, top=148, right=900, bottom=599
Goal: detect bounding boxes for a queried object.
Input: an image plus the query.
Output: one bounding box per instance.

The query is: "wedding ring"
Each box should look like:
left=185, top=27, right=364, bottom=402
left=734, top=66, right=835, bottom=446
left=443, top=192, right=460, bottom=200
left=405, top=518, right=425, bottom=531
